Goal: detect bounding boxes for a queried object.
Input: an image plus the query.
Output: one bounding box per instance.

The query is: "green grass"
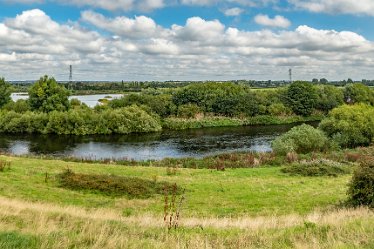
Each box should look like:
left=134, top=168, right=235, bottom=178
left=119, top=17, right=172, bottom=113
left=0, top=155, right=351, bottom=217
left=0, top=155, right=373, bottom=248
left=0, top=232, right=40, bottom=249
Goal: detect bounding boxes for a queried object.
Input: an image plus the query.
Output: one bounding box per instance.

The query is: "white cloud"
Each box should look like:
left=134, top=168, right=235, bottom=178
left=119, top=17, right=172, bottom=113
left=1, top=9, right=374, bottom=81
left=58, top=0, right=164, bottom=12
left=223, top=7, right=244, bottom=16
left=288, top=0, right=374, bottom=16
left=254, top=14, right=291, bottom=28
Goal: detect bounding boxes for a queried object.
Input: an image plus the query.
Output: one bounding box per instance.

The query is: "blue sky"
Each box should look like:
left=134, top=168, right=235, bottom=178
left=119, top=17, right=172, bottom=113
left=0, top=0, right=374, bottom=81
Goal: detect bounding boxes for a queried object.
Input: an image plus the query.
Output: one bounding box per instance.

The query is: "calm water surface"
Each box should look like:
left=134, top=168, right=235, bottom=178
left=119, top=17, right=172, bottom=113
left=0, top=124, right=305, bottom=161
left=11, top=93, right=124, bottom=107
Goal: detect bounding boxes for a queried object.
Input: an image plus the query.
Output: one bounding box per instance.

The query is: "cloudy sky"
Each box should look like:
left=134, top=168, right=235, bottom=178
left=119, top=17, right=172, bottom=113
left=0, top=0, right=373, bottom=81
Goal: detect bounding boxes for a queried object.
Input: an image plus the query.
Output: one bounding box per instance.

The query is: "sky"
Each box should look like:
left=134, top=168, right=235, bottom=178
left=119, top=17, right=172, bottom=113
left=0, top=0, right=374, bottom=81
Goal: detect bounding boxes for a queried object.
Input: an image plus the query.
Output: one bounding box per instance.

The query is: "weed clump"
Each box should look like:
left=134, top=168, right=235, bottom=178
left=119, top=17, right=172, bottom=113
left=281, top=159, right=351, bottom=177
left=57, top=169, right=179, bottom=198
left=347, top=157, right=374, bottom=208
left=0, top=160, right=11, bottom=172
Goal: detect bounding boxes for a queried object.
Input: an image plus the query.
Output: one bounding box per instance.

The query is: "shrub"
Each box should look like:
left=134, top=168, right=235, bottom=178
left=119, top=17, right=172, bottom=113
left=57, top=169, right=179, bottom=198
left=177, top=104, right=202, bottom=118
left=272, top=124, right=329, bottom=155
left=281, top=159, right=350, bottom=177
left=347, top=157, right=374, bottom=207
left=2, top=100, right=30, bottom=113
left=0, top=160, right=11, bottom=172
left=319, top=104, right=374, bottom=147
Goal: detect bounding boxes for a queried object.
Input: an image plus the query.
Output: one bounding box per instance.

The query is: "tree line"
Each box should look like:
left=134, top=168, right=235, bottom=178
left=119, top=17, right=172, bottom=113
left=1, top=76, right=374, bottom=135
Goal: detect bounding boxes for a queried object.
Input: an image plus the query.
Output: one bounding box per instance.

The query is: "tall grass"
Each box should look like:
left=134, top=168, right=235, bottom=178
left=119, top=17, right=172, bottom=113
left=0, top=196, right=373, bottom=249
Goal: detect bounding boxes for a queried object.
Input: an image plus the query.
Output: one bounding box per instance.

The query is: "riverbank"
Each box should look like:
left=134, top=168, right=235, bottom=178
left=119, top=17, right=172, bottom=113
left=162, top=114, right=323, bottom=130
left=0, top=155, right=373, bottom=248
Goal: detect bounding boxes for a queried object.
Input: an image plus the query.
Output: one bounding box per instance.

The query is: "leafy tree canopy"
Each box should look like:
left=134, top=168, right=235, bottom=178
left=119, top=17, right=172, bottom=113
left=29, top=75, right=70, bottom=112
left=284, top=81, right=318, bottom=116
left=0, top=77, right=12, bottom=108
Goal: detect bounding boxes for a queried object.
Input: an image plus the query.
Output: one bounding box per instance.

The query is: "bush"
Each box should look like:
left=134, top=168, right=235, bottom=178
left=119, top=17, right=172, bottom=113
left=0, top=106, right=162, bottom=135
left=281, top=159, right=350, bottom=177
left=272, top=124, right=329, bottom=155
left=58, top=169, right=179, bottom=198
left=2, top=100, right=30, bottom=113
left=177, top=104, right=202, bottom=118
left=319, top=104, right=374, bottom=147
left=347, top=158, right=374, bottom=207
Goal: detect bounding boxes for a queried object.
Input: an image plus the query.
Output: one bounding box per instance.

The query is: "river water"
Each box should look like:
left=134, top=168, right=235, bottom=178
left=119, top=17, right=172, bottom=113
left=0, top=123, right=304, bottom=161
left=11, top=93, right=124, bottom=108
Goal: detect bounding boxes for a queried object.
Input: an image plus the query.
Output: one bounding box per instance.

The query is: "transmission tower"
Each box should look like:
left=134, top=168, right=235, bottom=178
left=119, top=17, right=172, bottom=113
left=69, top=65, right=73, bottom=82
left=289, top=68, right=292, bottom=83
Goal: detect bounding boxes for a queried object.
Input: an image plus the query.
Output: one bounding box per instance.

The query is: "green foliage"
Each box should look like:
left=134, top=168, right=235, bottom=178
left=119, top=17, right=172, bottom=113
left=272, top=124, right=329, bottom=155
left=58, top=169, right=178, bottom=198
left=2, top=100, right=30, bottom=113
left=172, top=82, right=259, bottom=117
left=344, top=83, right=374, bottom=105
left=0, top=77, right=11, bottom=108
left=268, top=103, right=291, bottom=116
left=284, top=82, right=318, bottom=116
left=0, top=106, right=162, bottom=135
left=109, top=93, right=176, bottom=117
left=319, top=104, right=374, bottom=147
left=177, top=103, right=202, bottom=118
left=281, top=159, right=350, bottom=177
left=347, top=157, right=374, bottom=208
left=28, top=75, right=70, bottom=112
left=315, top=85, right=344, bottom=113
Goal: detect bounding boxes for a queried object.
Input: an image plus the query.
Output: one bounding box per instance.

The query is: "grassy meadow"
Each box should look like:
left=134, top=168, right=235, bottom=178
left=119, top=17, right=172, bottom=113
left=0, top=155, right=373, bottom=248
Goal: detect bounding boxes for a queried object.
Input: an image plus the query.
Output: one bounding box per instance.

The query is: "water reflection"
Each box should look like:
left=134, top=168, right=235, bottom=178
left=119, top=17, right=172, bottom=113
left=0, top=123, right=306, bottom=161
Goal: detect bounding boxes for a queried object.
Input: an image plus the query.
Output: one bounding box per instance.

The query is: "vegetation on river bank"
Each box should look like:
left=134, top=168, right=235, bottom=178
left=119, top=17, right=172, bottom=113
left=1, top=76, right=374, bottom=135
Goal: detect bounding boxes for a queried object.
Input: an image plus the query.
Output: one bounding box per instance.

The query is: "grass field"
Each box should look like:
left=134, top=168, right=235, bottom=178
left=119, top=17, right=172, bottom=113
left=0, top=155, right=373, bottom=248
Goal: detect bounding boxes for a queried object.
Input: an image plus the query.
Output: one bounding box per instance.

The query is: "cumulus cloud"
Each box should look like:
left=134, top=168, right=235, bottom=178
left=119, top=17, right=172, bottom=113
left=254, top=14, right=291, bottom=28
left=7, top=0, right=165, bottom=12
left=0, top=9, right=374, bottom=81
left=223, top=7, right=244, bottom=16
left=288, top=0, right=374, bottom=16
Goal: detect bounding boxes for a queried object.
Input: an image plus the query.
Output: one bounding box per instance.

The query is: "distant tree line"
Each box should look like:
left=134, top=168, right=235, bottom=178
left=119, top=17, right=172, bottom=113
left=1, top=75, right=374, bottom=135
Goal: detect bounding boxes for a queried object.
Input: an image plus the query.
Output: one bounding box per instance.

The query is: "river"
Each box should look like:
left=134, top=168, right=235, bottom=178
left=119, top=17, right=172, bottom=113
left=11, top=93, right=124, bottom=108
left=0, top=123, right=305, bottom=161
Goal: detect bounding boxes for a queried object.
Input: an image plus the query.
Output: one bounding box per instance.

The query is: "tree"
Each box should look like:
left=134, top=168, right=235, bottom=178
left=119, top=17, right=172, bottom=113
left=312, top=78, right=319, bottom=84
left=284, top=81, right=318, bottom=116
left=0, top=77, right=12, bottom=108
left=344, top=83, right=374, bottom=105
left=29, top=75, right=70, bottom=112
left=320, top=78, right=328, bottom=84
left=347, top=78, right=354, bottom=84
left=315, top=85, right=344, bottom=113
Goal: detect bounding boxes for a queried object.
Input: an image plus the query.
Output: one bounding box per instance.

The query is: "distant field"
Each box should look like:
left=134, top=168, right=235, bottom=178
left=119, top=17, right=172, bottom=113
left=0, top=155, right=373, bottom=248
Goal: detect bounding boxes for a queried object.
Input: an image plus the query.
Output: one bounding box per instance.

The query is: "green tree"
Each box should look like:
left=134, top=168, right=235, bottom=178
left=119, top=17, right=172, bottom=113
left=320, top=78, right=329, bottom=84
left=344, top=83, right=374, bottom=105
left=315, top=85, right=344, bottom=113
left=284, top=81, right=318, bottom=116
left=29, top=76, right=70, bottom=112
left=0, top=77, right=12, bottom=108
left=319, top=104, right=374, bottom=147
